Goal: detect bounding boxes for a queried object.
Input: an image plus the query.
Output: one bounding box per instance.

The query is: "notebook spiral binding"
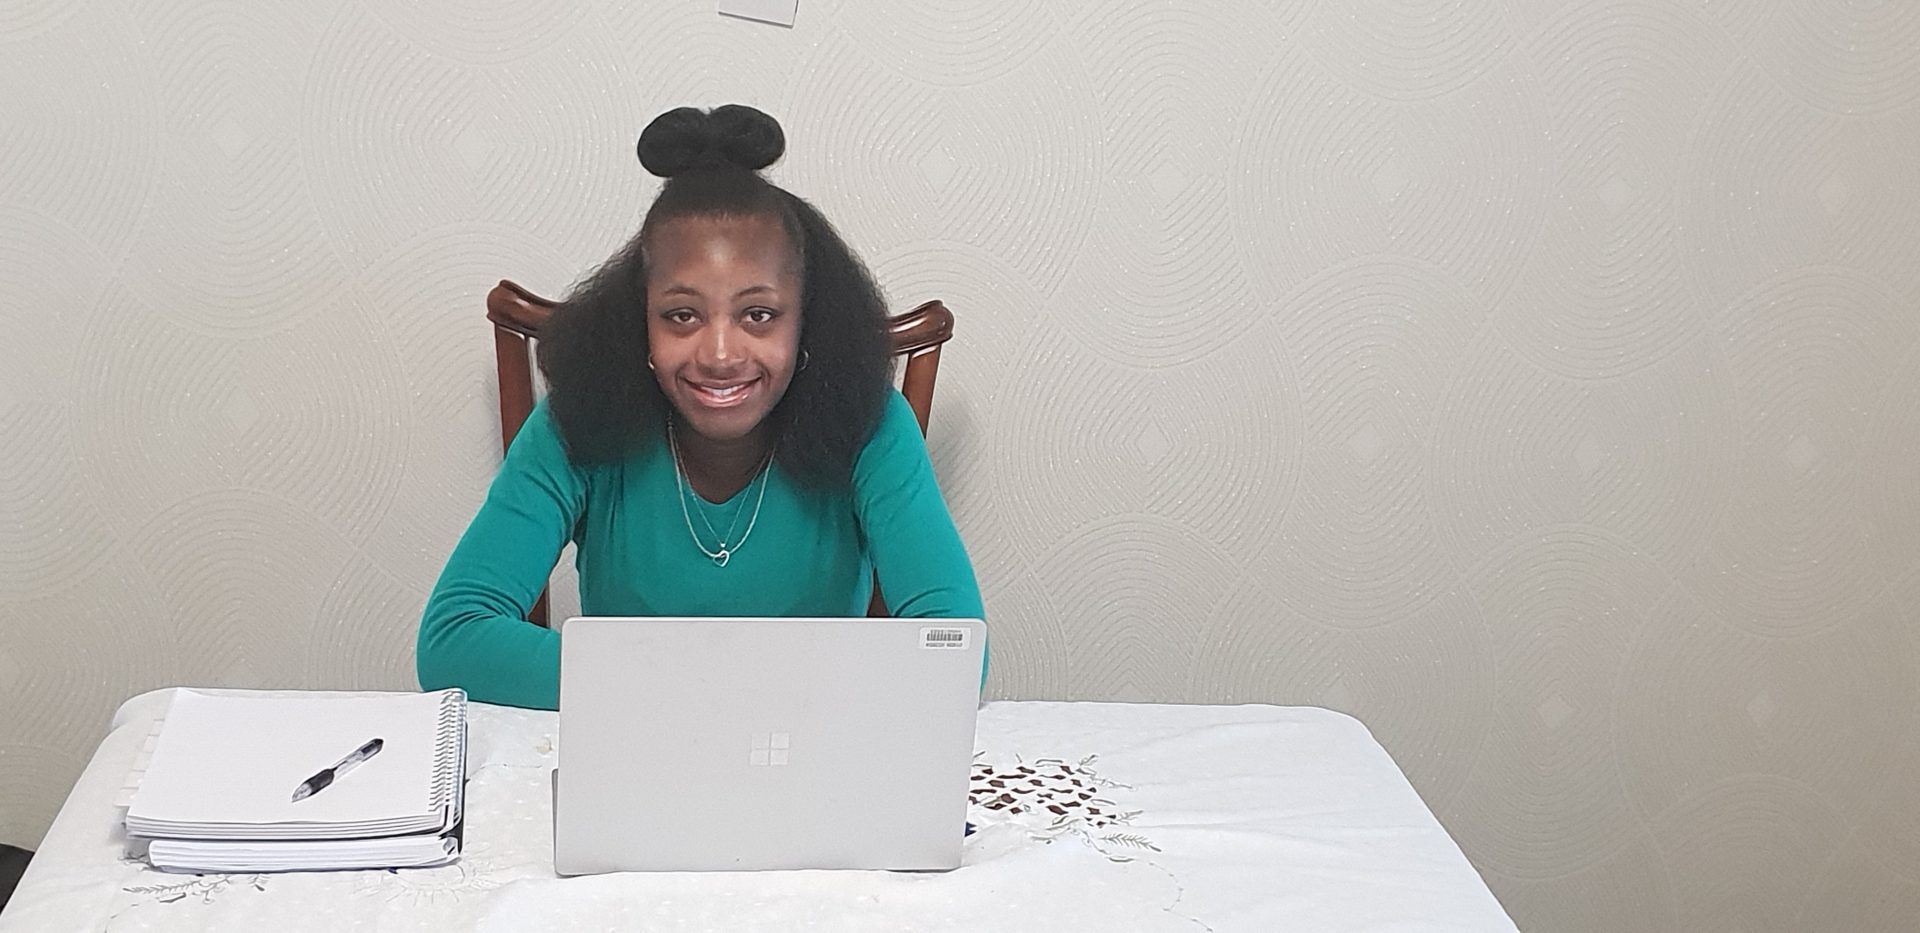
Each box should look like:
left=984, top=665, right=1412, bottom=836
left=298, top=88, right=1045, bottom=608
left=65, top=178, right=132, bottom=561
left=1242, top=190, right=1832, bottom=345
left=429, top=689, right=467, bottom=811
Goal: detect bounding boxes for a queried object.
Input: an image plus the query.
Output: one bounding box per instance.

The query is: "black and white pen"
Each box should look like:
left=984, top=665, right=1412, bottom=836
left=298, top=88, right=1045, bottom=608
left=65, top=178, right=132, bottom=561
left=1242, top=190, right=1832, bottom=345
left=291, top=737, right=384, bottom=802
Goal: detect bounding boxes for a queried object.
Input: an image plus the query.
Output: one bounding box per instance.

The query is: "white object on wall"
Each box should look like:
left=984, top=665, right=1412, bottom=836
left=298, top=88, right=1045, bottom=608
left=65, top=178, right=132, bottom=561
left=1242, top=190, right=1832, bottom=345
left=717, top=0, right=798, bottom=28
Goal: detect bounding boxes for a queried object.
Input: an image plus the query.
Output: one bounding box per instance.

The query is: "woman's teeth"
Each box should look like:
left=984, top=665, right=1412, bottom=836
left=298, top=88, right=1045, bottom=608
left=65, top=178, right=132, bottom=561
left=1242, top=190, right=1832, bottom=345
left=692, top=380, right=754, bottom=406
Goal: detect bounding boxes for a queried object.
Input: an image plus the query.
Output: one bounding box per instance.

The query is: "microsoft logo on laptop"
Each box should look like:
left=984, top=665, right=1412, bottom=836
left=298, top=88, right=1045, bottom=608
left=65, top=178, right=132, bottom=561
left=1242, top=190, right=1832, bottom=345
left=750, top=732, right=790, bottom=767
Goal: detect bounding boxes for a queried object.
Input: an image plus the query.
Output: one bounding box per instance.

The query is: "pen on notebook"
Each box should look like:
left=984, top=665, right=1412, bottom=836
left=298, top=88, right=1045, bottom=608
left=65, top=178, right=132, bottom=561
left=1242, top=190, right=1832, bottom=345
left=291, top=737, right=384, bottom=802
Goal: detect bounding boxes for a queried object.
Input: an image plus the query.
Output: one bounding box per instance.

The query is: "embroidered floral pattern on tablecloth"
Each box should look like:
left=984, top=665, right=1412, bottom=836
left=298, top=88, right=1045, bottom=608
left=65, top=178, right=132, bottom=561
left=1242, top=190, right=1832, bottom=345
left=969, top=754, right=1162, bottom=862
left=349, top=838, right=510, bottom=907
left=122, top=871, right=269, bottom=905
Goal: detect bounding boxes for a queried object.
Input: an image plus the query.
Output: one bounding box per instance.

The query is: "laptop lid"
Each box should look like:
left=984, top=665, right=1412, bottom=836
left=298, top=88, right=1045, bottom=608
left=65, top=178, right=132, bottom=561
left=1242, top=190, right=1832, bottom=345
left=554, top=616, right=985, bottom=875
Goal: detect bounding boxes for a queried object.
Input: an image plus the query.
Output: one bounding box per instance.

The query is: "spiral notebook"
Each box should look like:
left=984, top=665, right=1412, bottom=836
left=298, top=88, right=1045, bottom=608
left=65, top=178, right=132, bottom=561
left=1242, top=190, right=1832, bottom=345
left=124, top=689, right=466, bottom=872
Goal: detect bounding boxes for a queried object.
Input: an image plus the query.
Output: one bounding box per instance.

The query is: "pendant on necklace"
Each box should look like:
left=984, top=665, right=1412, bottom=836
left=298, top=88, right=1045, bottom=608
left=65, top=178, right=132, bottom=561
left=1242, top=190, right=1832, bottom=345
left=713, top=549, right=730, bottom=568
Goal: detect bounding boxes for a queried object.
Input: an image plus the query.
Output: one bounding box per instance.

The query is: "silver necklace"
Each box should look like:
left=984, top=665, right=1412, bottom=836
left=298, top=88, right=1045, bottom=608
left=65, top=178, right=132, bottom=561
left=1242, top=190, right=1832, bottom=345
left=667, top=422, right=774, bottom=568
left=691, top=489, right=749, bottom=545
left=687, top=469, right=751, bottom=545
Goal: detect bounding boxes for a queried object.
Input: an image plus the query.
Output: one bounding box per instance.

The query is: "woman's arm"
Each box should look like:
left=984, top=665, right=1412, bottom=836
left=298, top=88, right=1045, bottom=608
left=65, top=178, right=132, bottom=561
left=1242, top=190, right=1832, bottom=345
left=852, top=392, right=987, bottom=621
left=416, top=402, right=583, bottom=709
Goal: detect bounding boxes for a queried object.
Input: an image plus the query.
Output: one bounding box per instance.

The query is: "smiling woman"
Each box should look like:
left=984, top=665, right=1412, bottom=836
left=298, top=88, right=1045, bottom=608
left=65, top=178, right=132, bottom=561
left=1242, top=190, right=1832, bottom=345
left=648, top=214, right=802, bottom=498
left=415, top=105, right=985, bottom=710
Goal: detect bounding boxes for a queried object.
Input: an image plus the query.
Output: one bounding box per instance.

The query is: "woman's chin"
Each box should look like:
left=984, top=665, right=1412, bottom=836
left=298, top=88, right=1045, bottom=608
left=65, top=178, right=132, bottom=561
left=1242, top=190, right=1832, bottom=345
left=672, top=405, right=772, bottom=445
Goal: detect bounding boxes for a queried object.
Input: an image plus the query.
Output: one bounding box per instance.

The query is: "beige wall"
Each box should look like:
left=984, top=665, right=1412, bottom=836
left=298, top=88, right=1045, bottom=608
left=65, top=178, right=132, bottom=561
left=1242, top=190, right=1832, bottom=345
left=4, top=1, right=1919, bottom=929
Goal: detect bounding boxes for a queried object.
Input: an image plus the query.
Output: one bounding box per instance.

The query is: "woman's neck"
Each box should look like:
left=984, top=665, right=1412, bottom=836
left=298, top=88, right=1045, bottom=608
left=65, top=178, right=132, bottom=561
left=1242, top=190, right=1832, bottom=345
left=672, top=422, right=773, bottom=503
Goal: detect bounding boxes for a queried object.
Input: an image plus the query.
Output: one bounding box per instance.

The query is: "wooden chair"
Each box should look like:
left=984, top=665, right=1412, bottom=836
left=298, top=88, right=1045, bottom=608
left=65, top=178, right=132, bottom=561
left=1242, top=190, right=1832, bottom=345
left=486, top=279, right=955, bottom=627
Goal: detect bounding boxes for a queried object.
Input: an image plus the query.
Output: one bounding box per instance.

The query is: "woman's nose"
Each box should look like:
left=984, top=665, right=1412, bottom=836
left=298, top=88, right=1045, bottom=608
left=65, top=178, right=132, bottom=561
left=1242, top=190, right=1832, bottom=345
left=697, top=321, right=738, bottom=366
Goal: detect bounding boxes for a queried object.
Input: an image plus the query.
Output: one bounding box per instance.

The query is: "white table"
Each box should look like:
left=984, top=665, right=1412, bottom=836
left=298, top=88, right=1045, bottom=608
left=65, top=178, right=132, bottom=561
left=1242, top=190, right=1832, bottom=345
left=0, top=690, right=1515, bottom=931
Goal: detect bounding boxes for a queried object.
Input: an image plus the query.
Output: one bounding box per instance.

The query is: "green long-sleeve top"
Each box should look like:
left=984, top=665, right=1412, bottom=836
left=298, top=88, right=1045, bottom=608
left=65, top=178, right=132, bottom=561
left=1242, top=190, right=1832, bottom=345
left=417, top=391, right=986, bottom=709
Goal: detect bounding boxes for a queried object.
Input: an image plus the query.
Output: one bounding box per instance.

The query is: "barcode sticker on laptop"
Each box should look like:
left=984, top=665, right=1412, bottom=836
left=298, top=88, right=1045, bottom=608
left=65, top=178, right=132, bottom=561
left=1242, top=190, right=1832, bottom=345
left=920, top=627, right=970, bottom=649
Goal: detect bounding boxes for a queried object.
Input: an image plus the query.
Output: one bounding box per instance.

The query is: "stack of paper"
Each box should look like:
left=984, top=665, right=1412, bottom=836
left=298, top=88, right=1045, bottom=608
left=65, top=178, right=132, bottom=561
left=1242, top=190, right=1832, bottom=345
left=124, top=689, right=467, bottom=873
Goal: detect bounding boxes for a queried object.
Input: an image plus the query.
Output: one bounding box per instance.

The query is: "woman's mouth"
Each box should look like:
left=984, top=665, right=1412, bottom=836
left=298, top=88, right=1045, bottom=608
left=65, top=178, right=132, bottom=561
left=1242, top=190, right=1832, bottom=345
left=685, top=377, right=760, bottom=409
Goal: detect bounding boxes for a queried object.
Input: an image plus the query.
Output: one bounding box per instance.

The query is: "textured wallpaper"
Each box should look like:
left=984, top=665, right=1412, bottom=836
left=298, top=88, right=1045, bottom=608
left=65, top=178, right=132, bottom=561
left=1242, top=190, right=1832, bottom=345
left=4, top=2, right=1919, bottom=930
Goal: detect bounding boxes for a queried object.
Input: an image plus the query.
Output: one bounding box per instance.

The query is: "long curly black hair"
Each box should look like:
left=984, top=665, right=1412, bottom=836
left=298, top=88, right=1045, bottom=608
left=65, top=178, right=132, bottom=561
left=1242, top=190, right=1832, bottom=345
left=536, top=105, right=894, bottom=490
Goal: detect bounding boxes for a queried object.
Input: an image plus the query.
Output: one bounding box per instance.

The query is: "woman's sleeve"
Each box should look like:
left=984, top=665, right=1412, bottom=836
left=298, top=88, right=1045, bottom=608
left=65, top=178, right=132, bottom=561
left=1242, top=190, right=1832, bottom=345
left=416, top=401, right=583, bottom=710
left=852, top=393, right=987, bottom=626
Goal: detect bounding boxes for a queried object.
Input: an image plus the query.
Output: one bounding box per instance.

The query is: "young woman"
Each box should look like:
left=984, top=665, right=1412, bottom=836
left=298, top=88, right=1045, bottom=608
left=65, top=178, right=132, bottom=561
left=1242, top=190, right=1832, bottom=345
left=417, top=105, right=984, bottom=709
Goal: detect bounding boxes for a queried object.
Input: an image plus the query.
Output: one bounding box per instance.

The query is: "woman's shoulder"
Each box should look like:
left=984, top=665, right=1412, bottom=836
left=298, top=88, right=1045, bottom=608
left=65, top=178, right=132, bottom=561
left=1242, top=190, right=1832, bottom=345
left=863, top=390, right=922, bottom=446
left=506, top=398, right=564, bottom=457
left=503, top=397, right=568, bottom=462
left=850, top=390, right=930, bottom=475
left=878, top=389, right=919, bottom=431
left=520, top=398, right=663, bottom=471
left=509, top=400, right=610, bottom=485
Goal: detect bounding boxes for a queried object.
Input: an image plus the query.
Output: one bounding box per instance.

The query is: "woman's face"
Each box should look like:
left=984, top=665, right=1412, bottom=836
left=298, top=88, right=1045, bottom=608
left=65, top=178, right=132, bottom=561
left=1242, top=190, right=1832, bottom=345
left=644, top=214, right=803, bottom=445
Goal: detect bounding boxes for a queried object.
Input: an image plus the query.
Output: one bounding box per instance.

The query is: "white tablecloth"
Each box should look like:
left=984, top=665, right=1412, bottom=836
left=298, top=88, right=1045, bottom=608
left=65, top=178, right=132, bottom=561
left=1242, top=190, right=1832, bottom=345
left=0, top=691, right=1514, bottom=932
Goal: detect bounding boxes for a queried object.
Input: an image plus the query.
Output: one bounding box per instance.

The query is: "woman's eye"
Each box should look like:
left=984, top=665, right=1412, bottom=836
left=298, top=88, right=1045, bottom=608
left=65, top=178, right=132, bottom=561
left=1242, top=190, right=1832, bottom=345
left=745, top=308, right=778, bottom=324
left=663, top=309, right=696, bottom=325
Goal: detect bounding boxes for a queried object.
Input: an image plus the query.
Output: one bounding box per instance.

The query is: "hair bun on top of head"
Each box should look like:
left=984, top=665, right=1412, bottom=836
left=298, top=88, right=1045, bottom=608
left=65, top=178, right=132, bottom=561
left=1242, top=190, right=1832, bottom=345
left=636, top=105, right=785, bottom=178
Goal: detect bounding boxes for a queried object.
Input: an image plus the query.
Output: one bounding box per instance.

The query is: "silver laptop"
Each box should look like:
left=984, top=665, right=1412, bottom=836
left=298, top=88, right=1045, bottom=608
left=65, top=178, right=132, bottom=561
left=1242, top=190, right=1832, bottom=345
left=553, top=616, right=986, bottom=875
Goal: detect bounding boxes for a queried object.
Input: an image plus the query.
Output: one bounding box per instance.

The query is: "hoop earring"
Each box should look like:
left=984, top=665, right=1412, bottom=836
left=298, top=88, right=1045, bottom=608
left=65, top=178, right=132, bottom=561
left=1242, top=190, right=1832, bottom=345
left=646, top=356, right=656, bottom=371
left=798, top=349, right=810, bottom=371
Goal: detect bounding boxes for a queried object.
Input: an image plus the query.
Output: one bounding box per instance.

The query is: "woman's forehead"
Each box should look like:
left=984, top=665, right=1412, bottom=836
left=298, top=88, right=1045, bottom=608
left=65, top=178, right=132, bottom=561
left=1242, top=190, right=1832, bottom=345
left=647, top=214, right=798, bottom=271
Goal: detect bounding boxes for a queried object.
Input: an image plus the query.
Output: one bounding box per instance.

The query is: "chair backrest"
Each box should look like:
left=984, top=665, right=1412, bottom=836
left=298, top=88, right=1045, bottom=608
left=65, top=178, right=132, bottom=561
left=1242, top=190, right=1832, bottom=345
left=485, top=279, right=956, bottom=627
